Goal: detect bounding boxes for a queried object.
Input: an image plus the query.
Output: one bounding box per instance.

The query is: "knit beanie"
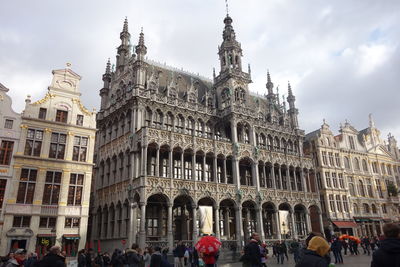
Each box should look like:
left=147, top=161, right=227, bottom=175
left=307, top=236, right=330, bottom=257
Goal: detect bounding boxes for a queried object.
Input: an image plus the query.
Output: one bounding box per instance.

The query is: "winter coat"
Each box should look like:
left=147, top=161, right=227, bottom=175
left=4, top=259, right=19, bottom=267
left=150, top=252, right=162, bottom=267
left=175, top=245, right=186, bottom=258
left=371, top=238, right=400, bottom=267
left=331, top=240, right=342, bottom=252
left=125, top=249, right=140, bottom=267
left=37, top=253, right=66, bottom=267
left=242, top=240, right=261, bottom=266
left=295, top=250, right=329, bottom=267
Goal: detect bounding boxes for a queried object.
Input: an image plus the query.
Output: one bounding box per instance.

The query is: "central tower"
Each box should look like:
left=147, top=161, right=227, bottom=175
left=215, top=14, right=252, bottom=109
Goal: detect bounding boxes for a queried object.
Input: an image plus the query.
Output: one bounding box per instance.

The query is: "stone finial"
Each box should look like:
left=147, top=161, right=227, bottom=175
left=66, top=62, right=72, bottom=69
left=123, top=17, right=128, bottom=32
left=25, top=94, right=31, bottom=104
left=369, top=113, right=375, bottom=128
left=105, top=58, right=111, bottom=74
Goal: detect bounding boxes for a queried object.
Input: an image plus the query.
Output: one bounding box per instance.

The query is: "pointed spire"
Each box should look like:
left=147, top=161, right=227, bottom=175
left=136, top=27, right=147, bottom=60
left=248, top=63, right=251, bottom=75
left=266, top=70, right=274, bottom=95
left=105, top=58, right=111, bottom=74
left=213, top=67, right=216, bottom=80
left=369, top=113, right=375, bottom=128
left=123, top=17, right=128, bottom=33
left=288, top=81, right=293, bottom=96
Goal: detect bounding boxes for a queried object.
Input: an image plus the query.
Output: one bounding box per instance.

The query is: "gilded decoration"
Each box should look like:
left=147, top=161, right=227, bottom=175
left=32, top=92, right=55, bottom=105
left=72, top=98, right=95, bottom=116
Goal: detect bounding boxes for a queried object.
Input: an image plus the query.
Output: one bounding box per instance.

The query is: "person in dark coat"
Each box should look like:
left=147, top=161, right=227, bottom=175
left=331, top=237, right=343, bottom=264
left=125, top=243, right=141, bottom=267
left=342, top=239, right=348, bottom=255
left=175, top=242, right=186, bottom=267
left=150, top=247, right=162, bottom=267
left=102, top=252, right=111, bottom=266
left=39, top=246, right=66, bottom=267
left=276, top=241, right=285, bottom=264
left=78, top=249, right=86, bottom=267
left=371, top=223, right=400, bottom=267
left=362, top=236, right=371, bottom=256
left=110, top=249, right=124, bottom=267
left=295, top=236, right=330, bottom=267
left=241, top=232, right=262, bottom=267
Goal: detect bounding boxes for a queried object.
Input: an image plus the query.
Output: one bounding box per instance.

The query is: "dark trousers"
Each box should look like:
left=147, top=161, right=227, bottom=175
left=277, top=253, right=284, bottom=264
left=333, top=251, right=343, bottom=263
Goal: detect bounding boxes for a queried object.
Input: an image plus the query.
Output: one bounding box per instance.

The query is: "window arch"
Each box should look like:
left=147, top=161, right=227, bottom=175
left=186, top=117, right=195, bottom=135
left=371, top=204, right=377, bottom=214
left=362, top=159, right=368, bottom=172
left=354, top=158, right=360, bottom=171
left=145, top=107, right=153, bottom=126
left=358, top=180, right=365, bottom=197
left=344, top=157, right=351, bottom=169
left=176, top=114, right=185, bottom=133
left=353, top=203, right=359, bottom=214
left=363, top=203, right=370, bottom=214
left=154, top=109, right=163, bottom=128
left=165, top=112, right=174, bottom=131
left=382, top=204, right=387, bottom=214
left=196, top=119, right=204, bottom=137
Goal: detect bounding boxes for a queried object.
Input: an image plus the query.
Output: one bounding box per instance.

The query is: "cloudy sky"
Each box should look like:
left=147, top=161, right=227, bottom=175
left=1, top=0, right=399, bottom=140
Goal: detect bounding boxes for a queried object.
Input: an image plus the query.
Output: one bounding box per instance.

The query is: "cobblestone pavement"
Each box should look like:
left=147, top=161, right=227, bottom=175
left=220, top=253, right=373, bottom=267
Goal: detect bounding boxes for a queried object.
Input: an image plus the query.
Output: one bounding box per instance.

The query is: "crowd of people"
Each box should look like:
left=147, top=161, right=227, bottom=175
left=1, top=222, right=400, bottom=267
left=238, top=223, right=400, bottom=267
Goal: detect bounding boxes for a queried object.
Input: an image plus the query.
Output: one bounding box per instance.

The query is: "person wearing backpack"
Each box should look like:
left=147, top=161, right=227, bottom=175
left=124, top=244, right=141, bottom=267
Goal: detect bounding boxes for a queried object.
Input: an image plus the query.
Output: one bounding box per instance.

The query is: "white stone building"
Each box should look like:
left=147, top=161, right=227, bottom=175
left=0, top=83, right=22, bottom=245
left=0, top=66, right=97, bottom=256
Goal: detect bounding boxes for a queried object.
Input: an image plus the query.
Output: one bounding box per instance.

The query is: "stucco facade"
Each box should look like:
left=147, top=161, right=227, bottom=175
left=305, top=117, right=400, bottom=239
left=0, top=66, right=96, bottom=256
left=91, top=16, right=322, bottom=255
left=0, top=83, right=22, bottom=247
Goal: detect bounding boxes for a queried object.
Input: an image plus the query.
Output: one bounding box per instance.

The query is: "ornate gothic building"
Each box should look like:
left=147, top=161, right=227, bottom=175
left=92, top=15, right=322, bottom=253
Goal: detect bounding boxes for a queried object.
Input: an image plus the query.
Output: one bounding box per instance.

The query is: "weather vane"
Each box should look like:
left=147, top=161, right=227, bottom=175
left=225, top=0, right=229, bottom=15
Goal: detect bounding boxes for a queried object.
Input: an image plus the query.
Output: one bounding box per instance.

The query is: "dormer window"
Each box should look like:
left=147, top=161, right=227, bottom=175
left=56, top=110, right=68, bottom=123
left=38, top=108, right=47, bottom=120
left=4, top=119, right=13, bottom=129
left=348, top=136, right=355, bottom=149
left=76, top=115, right=84, bottom=126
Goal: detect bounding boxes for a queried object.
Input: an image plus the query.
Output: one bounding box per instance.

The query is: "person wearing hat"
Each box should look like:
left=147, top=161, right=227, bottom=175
left=295, top=236, right=330, bottom=267
left=4, top=249, right=26, bottom=267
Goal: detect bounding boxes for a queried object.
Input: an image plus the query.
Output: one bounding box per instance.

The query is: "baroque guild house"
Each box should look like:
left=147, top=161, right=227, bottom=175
left=305, top=116, right=400, bottom=239
left=92, top=15, right=322, bottom=253
left=0, top=67, right=96, bottom=256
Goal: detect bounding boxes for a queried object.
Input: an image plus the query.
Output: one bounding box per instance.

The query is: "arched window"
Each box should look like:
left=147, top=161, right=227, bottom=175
left=145, top=108, right=153, bottom=126
left=358, top=180, right=365, bottom=197
left=326, top=137, right=331, bottom=146
left=344, top=157, right=351, bottom=169
left=342, top=196, right=349, bottom=212
left=259, top=133, right=266, bottom=148
left=196, top=119, right=204, bottom=137
left=354, top=158, right=360, bottom=171
left=267, top=135, right=273, bottom=150
left=381, top=163, right=386, bottom=174
left=186, top=117, right=194, bottom=135
left=154, top=110, right=163, bottom=128
left=372, top=204, right=377, bottom=214
left=353, top=203, right=359, bottom=214
left=274, top=137, right=280, bottom=151
left=382, top=204, right=387, bottom=214
left=205, top=122, right=212, bottom=139
left=244, top=126, right=250, bottom=144
left=165, top=112, right=174, bottom=131
left=362, top=159, right=368, bottom=172
left=281, top=138, right=287, bottom=153
left=176, top=115, right=185, bottom=133
left=363, top=203, right=370, bottom=214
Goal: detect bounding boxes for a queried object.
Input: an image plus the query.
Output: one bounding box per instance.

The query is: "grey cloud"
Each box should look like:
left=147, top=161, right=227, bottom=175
left=0, top=0, right=399, bottom=139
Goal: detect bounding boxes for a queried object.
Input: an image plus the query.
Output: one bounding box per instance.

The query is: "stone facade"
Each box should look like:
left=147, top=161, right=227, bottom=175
left=304, top=117, right=400, bottom=239
left=0, top=66, right=96, bottom=256
left=0, top=83, right=22, bottom=246
left=91, top=16, right=322, bottom=253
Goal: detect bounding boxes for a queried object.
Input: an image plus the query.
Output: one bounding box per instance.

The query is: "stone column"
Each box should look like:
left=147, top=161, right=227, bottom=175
left=215, top=205, right=221, bottom=239
left=139, top=202, right=146, bottom=249
left=262, top=164, right=267, bottom=188
left=271, top=164, right=276, bottom=189
left=231, top=120, right=238, bottom=143
left=291, top=211, right=298, bottom=239
left=233, top=158, right=240, bottom=189
left=168, top=150, right=173, bottom=178
left=180, top=151, right=184, bottom=179
left=155, top=147, right=160, bottom=177
left=224, top=208, right=231, bottom=239
left=192, top=153, right=196, bottom=180
left=256, top=207, right=265, bottom=241
left=235, top=206, right=243, bottom=248
left=318, top=211, right=324, bottom=236
left=141, top=145, right=148, bottom=177
left=287, top=168, right=293, bottom=192
left=128, top=203, right=138, bottom=247
left=202, top=155, right=206, bottom=182
left=213, top=157, right=218, bottom=182
left=167, top=204, right=173, bottom=250
left=223, top=158, right=227, bottom=183
left=192, top=205, right=198, bottom=242
left=305, top=211, right=312, bottom=234
left=253, top=161, right=260, bottom=190
left=301, top=169, right=307, bottom=192
left=275, top=211, right=281, bottom=240
left=278, top=166, right=283, bottom=190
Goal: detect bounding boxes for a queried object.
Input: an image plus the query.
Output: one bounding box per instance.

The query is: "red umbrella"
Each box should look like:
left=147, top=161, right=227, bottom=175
left=195, top=236, right=222, bottom=255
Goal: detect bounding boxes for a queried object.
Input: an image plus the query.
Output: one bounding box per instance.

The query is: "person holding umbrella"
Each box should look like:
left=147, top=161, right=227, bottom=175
left=195, top=235, right=222, bottom=267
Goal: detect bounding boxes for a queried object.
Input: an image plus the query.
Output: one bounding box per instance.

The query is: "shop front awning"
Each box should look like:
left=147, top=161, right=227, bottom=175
left=63, top=234, right=80, bottom=240
left=332, top=221, right=358, bottom=228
